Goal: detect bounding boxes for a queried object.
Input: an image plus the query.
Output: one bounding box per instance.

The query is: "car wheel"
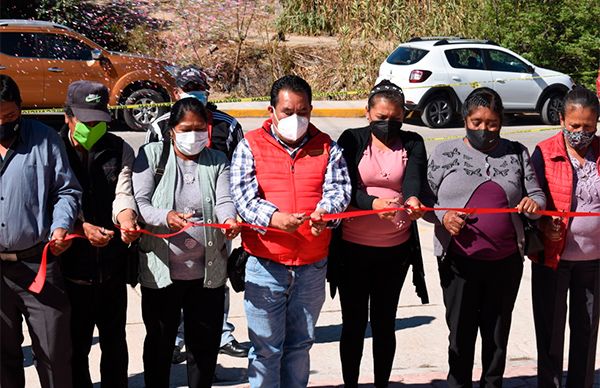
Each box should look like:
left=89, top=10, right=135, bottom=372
left=123, top=88, right=168, bottom=131
left=421, top=95, right=454, bottom=128
left=540, top=93, right=563, bottom=125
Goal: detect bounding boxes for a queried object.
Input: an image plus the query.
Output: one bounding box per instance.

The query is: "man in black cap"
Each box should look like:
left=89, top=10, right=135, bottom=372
left=146, top=65, right=244, bottom=160
left=60, top=80, right=140, bottom=387
left=146, top=66, right=249, bottom=362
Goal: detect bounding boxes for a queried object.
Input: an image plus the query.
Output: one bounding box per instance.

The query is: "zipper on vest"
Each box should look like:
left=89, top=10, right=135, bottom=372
left=289, top=160, right=297, bottom=212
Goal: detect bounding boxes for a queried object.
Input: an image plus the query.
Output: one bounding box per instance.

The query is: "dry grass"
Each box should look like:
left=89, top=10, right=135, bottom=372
left=126, top=0, right=487, bottom=98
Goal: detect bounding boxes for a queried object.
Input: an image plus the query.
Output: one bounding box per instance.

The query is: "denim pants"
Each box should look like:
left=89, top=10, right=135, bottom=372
left=244, top=256, right=327, bottom=388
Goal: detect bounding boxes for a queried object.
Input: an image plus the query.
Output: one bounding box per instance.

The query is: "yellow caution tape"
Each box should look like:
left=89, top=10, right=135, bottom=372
left=20, top=70, right=595, bottom=115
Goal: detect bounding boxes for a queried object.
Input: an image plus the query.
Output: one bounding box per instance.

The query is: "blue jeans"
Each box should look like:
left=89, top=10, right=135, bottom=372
left=244, top=256, right=327, bottom=388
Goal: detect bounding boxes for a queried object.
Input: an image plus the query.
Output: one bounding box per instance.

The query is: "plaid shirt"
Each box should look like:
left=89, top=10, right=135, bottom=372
left=230, top=127, right=351, bottom=232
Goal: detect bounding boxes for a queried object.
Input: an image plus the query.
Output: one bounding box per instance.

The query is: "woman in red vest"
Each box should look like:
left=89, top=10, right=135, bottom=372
left=530, top=86, right=600, bottom=388
left=331, top=80, right=429, bottom=387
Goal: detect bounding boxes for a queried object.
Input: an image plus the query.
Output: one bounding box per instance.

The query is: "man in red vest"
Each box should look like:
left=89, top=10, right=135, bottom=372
left=230, top=75, right=351, bottom=387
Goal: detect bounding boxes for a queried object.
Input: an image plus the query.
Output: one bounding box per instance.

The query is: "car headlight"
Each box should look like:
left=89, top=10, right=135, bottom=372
left=164, top=64, right=180, bottom=77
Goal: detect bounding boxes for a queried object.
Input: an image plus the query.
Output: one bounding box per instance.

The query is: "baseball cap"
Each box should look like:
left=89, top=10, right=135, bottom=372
left=175, top=66, right=211, bottom=91
left=66, top=80, right=111, bottom=123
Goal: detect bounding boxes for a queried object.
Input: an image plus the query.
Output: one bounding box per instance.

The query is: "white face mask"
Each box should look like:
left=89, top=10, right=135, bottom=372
left=173, top=130, right=208, bottom=156
left=273, top=111, right=309, bottom=142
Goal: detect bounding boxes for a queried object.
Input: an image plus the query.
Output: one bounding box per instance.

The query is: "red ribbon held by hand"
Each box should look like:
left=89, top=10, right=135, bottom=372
left=29, top=206, right=600, bottom=294
left=28, top=233, right=86, bottom=294
left=322, top=206, right=600, bottom=221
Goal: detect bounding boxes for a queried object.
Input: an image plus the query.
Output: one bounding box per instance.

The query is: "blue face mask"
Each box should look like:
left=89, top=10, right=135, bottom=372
left=180, top=91, right=208, bottom=106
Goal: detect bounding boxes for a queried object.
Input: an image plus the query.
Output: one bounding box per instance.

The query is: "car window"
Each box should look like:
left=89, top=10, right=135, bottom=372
left=0, top=32, right=40, bottom=58
left=486, top=49, right=530, bottom=73
left=445, top=48, right=485, bottom=70
left=387, top=47, right=428, bottom=65
left=38, top=33, right=93, bottom=61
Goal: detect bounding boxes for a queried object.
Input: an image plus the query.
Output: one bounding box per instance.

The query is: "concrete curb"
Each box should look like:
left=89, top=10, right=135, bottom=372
left=221, top=107, right=366, bottom=118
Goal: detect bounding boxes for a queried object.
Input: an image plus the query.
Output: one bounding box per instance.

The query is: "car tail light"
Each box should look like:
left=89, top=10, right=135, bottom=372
left=409, top=70, right=432, bottom=83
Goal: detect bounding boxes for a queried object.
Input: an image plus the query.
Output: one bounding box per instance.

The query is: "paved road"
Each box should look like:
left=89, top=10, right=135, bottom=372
left=22, top=114, right=599, bottom=387
left=32, top=111, right=561, bottom=154
left=113, top=114, right=561, bottom=156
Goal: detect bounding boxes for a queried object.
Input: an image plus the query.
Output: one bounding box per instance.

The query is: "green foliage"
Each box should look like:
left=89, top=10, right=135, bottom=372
left=475, top=0, right=600, bottom=89
left=278, top=0, right=599, bottom=90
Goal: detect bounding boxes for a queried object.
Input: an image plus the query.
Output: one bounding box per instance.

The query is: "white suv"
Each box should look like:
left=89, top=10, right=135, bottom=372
left=376, top=37, right=574, bottom=128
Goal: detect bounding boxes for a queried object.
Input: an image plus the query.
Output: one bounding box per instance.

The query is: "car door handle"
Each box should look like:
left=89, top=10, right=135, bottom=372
left=451, top=76, right=461, bottom=81
left=0, top=65, right=6, bottom=70
left=48, top=67, right=64, bottom=73
left=495, top=79, right=506, bottom=84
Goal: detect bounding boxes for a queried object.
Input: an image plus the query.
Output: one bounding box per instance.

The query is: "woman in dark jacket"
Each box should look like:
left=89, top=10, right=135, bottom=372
left=331, top=80, right=429, bottom=388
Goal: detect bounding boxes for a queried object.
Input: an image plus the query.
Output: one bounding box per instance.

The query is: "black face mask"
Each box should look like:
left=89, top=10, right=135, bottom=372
left=370, top=120, right=403, bottom=145
left=0, top=119, right=20, bottom=141
left=465, top=128, right=500, bottom=151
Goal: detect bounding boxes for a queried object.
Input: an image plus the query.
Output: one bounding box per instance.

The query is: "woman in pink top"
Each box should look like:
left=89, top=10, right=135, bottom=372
left=330, top=80, right=429, bottom=387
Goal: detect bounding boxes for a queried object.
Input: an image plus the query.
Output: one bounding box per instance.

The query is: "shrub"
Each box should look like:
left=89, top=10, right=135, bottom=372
left=475, top=0, right=600, bottom=89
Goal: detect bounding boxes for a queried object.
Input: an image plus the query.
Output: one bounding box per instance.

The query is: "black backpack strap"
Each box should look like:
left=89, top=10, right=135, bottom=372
left=154, top=140, right=170, bottom=187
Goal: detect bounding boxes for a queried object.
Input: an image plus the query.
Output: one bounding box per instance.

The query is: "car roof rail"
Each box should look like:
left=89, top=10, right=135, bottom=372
left=433, top=38, right=499, bottom=46
left=0, top=19, right=72, bottom=31
left=409, top=36, right=464, bottom=42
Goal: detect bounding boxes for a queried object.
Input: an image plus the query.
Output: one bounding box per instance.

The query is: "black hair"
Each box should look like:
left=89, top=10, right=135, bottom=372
left=167, top=97, right=208, bottom=129
left=561, top=86, right=599, bottom=119
left=64, top=106, right=74, bottom=117
left=270, top=75, right=312, bottom=107
left=0, top=75, right=22, bottom=107
left=367, top=80, right=405, bottom=110
left=462, top=87, right=504, bottom=123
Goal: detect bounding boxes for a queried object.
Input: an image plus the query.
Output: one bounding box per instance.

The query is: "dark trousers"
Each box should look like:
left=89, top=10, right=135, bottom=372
left=337, top=240, right=411, bottom=388
left=64, top=277, right=128, bottom=388
left=532, top=259, right=600, bottom=388
left=1, top=257, right=73, bottom=388
left=141, top=280, right=225, bottom=388
left=438, top=252, right=523, bottom=388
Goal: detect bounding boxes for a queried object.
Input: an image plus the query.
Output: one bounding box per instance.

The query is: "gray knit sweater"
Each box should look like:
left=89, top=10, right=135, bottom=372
left=425, top=138, right=546, bottom=258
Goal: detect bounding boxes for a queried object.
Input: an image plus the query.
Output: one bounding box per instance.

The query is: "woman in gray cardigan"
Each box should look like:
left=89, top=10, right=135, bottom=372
left=132, top=98, right=239, bottom=388
left=425, top=88, right=545, bottom=388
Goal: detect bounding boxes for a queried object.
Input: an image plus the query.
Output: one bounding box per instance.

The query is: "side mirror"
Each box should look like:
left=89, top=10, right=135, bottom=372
left=91, top=49, right=103, bottom=60
left=527, top=65, right=535, bottom=73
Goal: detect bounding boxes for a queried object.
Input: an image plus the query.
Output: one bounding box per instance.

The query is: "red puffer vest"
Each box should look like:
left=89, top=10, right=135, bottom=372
left=531, top=132, right=600, bottom=269
left=241, top=120, right=332, bottom=265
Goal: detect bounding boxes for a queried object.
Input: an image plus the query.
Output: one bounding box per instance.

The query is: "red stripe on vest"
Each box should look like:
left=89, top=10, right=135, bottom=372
left=241, top=119, right=332, bottom=265
left=532, top=133, right=600, bottom=269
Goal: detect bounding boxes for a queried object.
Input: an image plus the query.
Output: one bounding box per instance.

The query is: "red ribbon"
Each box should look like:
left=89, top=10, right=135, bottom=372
left=29, top=221, right=285, bottom=294
left=28, top=234, right=86, bottom=294
left=322, top=206, right=600, bottom=221
left=29, top=206, right=600, bottom=294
